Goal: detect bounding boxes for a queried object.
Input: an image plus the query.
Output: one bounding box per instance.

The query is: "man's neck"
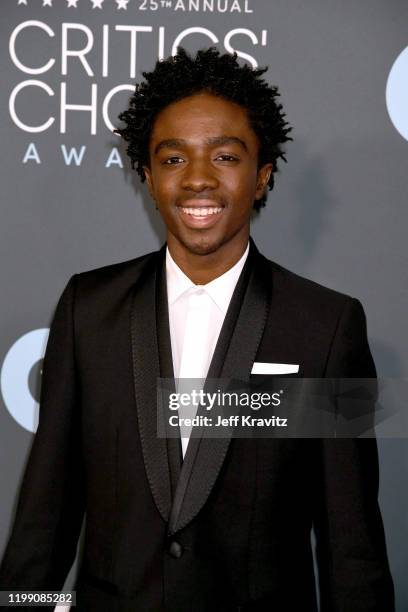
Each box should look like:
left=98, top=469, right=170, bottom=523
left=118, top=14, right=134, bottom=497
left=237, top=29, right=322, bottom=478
left=167, top=235, right=250, bottom=285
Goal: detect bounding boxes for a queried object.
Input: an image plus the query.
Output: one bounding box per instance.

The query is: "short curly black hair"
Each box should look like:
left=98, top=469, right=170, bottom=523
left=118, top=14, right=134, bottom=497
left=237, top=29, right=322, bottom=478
left=115, top=46, right=292, bottom=211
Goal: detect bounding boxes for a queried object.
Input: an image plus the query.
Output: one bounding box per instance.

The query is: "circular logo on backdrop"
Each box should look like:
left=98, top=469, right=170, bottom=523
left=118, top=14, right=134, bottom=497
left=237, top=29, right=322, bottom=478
left=386, top=46, right=408, bottom=141
left=0, top=329, right=49, bottom=433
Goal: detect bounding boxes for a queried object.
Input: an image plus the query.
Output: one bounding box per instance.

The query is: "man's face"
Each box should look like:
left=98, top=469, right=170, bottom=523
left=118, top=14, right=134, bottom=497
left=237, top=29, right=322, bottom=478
left=143, top=92, right=272, bottom=257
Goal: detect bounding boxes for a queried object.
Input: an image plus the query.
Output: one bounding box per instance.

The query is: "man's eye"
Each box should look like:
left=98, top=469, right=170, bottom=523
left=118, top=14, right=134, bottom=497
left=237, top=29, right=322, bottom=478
left=215, top=154, right=238, bottom=162
left=163, top=157, right=184, bottom=165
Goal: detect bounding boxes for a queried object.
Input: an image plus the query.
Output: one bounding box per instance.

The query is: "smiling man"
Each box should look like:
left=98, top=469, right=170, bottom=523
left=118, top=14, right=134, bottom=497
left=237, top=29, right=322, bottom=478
left=0, top=47, right=394, bottom=611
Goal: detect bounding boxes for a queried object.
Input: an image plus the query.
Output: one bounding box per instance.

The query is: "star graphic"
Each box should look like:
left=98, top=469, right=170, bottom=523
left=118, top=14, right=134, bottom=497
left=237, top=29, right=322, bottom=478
left=17, top=0, right=28, bottom=5
left=42, top=0, right=52, bottom=6
left=67, top=0, right=78, bottom=6
left=116, top=0, right=128, bottom=9
left=91, top=0, right=104, bottom=7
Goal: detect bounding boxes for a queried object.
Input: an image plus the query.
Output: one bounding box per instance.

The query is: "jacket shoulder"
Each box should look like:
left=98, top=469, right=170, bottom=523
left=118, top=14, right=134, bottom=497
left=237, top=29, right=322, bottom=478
left=74, top=249, right=158, bottom=291
left=266, top=256, right=355, bottom=311
left=259, top=256, right=369, bottom=376
left=261, top=255, right=367, bottom=346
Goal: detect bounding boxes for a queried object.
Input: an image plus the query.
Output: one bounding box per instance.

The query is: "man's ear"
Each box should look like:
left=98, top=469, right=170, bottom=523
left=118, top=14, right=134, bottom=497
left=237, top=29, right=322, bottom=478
left=143, top=165, right=154, bottom=199
left=255, top=163, right=273, bottom=200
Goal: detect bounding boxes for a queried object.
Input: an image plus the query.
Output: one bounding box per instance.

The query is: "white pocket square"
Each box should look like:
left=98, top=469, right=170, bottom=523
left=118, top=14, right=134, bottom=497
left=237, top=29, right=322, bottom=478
left=251, top=362, right=299, bottom=375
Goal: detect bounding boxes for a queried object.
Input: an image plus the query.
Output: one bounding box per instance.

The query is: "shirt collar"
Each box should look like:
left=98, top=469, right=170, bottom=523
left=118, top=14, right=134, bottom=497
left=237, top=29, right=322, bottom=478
left=166, top=241, right=249, bottom=314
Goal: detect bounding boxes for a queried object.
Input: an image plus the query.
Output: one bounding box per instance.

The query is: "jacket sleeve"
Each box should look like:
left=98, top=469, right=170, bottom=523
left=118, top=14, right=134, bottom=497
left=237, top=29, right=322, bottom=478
left=0, top=275, right=86, bottom=596
left=313, top=298, right=395, bottom=612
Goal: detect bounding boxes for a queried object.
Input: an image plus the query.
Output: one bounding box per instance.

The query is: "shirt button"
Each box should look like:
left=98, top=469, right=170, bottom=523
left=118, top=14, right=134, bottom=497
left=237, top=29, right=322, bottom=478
left=168, top=540, right=183, bottom=558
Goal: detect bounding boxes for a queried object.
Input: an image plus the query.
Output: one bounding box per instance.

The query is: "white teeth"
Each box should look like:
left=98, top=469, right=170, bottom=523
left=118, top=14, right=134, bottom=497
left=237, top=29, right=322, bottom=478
left=181, top=207, right=223, bottom=216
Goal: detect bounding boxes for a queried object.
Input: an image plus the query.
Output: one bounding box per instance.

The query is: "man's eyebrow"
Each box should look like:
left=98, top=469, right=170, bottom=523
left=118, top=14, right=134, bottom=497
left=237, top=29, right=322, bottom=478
left=153, top=136, right=248, bottom=156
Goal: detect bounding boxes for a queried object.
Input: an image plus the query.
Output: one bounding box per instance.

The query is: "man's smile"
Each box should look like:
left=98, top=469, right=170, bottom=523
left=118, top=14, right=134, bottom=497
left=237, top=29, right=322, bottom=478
left=177, top=200, right=225, bottom=228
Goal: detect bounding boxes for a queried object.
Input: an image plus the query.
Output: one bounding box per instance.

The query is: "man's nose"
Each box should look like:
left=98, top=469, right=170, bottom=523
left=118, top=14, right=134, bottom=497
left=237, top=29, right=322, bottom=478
left=180, top=158, right=219, bottom=191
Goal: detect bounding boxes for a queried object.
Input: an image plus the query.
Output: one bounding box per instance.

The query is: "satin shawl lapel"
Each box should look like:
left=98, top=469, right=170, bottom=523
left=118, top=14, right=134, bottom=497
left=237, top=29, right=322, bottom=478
left=130, top=245, right=172, bottom=523
left=167, top=238, right=272, bottom=536
left=156, top=255, right=183, bottom=497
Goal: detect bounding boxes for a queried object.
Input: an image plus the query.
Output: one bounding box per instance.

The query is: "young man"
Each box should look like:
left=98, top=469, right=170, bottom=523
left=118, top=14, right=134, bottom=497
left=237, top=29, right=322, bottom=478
left=0, top=47, right=394, bottom=611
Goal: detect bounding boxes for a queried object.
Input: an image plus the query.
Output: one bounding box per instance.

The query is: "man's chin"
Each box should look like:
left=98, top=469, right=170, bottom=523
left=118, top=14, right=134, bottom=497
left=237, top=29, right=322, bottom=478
left=180, top=236, right=222, bottom=257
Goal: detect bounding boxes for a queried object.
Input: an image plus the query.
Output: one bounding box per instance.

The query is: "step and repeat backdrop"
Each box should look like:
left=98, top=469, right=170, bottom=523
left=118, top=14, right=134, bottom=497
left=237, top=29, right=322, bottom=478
left=1, top=0, right=407, bottom=608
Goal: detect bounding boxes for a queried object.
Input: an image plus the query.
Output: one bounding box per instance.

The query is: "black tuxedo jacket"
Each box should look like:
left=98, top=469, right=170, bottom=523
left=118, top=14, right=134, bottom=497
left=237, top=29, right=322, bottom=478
left=0, top=238, right=394, bottom=611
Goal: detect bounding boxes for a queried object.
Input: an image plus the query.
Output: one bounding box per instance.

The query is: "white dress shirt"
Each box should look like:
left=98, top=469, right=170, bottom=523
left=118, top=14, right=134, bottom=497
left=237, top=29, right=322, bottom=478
left=166, top=242, right=249, bottom=458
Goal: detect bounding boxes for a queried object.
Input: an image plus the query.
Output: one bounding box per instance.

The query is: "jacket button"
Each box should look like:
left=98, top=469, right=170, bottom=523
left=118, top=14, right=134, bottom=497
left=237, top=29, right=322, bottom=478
left=168, top=540, right=183, bottom=558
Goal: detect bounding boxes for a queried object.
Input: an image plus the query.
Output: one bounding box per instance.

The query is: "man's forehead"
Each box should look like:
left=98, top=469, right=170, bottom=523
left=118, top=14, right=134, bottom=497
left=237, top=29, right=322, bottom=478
left=149, top=95, right=259, bottom=154
left=151, top=93, right=251, bottom=131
